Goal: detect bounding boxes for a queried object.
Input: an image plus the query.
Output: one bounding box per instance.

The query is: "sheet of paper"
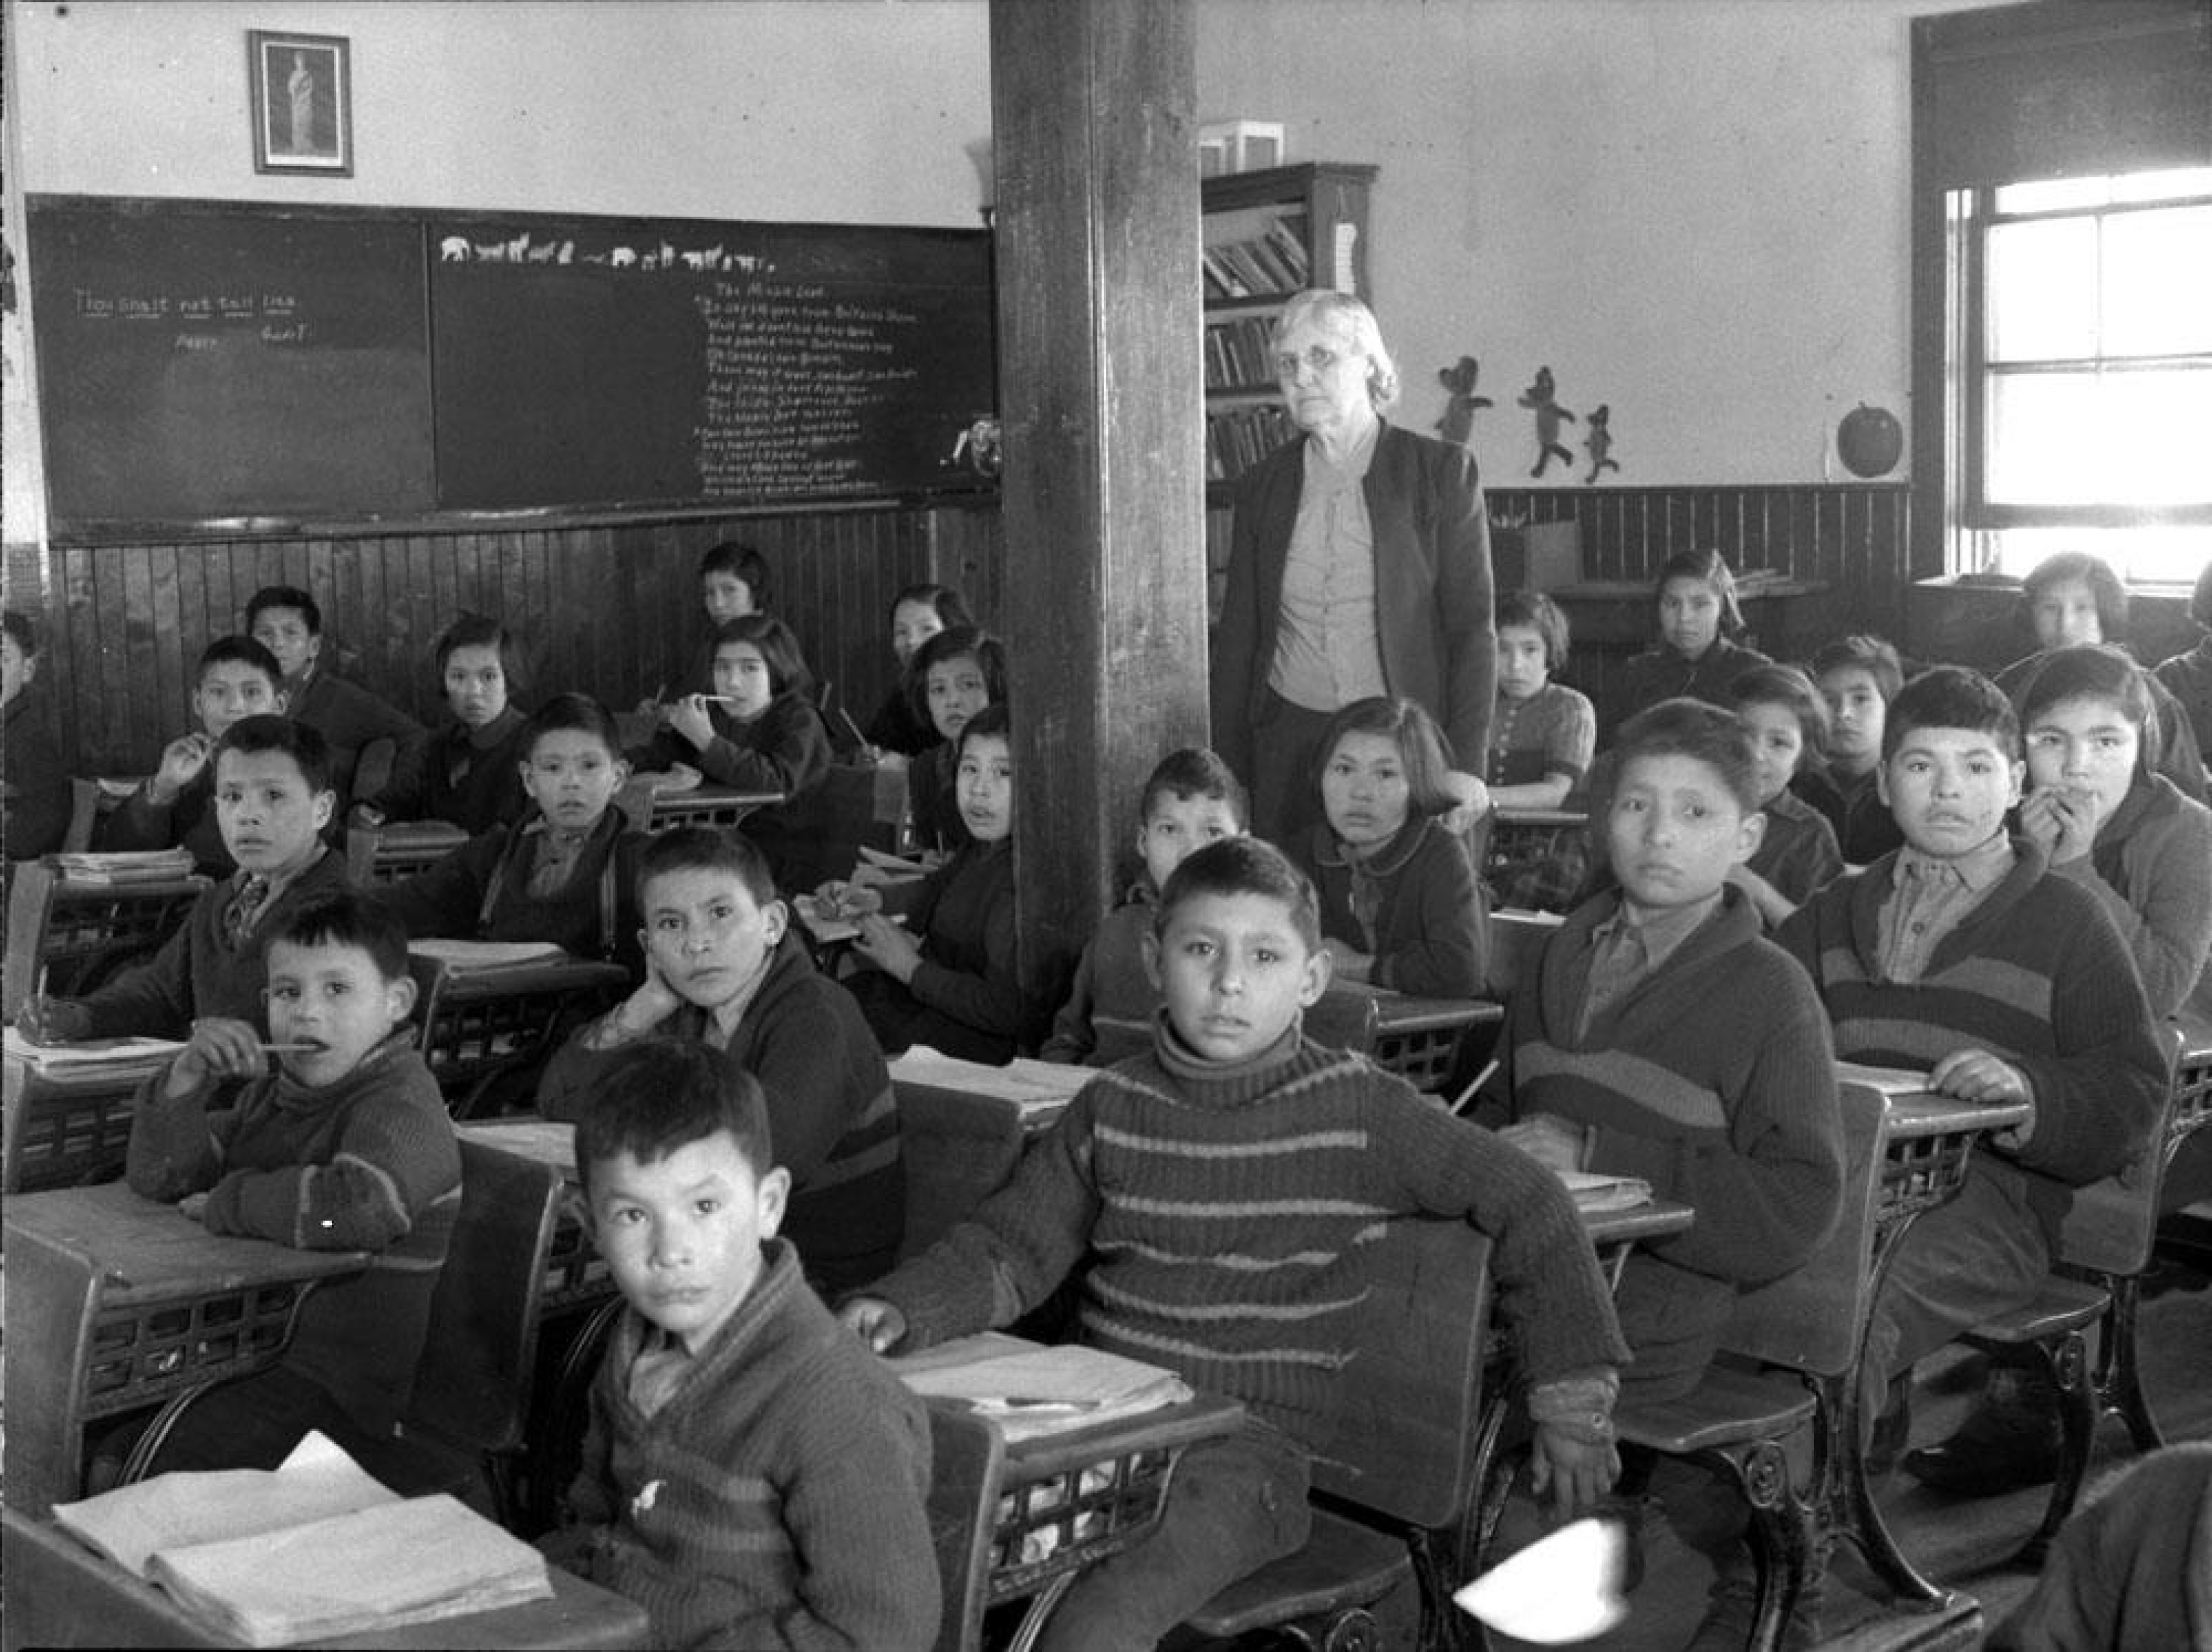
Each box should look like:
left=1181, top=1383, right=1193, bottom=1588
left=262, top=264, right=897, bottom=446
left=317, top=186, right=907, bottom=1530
left=1555, top=1167, right=1654, bottom=1213
left=890, top=1046, right=1092, bottom=1119
left=455, top=1117, right=576, bottom=1172
left=4, top=1027, right=185, bottom=1072
left=895, top=1344, right=1193, bottom=1442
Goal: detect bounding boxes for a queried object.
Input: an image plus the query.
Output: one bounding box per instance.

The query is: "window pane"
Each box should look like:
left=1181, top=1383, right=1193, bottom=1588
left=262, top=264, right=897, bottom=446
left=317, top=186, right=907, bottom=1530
left=1989, top=524, right=2212, bottom=583
left=1986, top=372, right=2096, bottom=504
left=2098, top=369, right=2212, bottom=506
left=2104, top=206, right=2212, bottom=356
left=1987, top=219, right=2096, bottom=361
left=1997, top=177, right=2111, bottom=214
left=2108, top=166, right=2212, bottom=205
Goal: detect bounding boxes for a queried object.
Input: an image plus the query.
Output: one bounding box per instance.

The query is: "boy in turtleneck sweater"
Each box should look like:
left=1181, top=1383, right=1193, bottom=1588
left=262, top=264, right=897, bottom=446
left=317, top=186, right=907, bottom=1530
left=119, top=887, right=461, bottom=1475
left=840, top=836, right=1627, bottom=1651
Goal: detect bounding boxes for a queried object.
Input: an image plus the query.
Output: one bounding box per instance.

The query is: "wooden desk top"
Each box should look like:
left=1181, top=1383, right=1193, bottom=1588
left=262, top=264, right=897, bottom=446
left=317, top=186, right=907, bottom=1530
left=1882, top=1093, right=2032, bottom=1143
left=5, top=1181, right=368, bottom=1298
left=1551, top=578, right=1829, bottom=603
left=1581, top=1197, right=1694, bottom=1248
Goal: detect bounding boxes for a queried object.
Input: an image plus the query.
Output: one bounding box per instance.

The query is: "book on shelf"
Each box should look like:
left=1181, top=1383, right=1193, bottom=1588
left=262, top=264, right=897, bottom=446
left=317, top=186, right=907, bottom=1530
left=45, top=847, right=198, bottom=885
left=52, top=1431, right=552, bottom=1648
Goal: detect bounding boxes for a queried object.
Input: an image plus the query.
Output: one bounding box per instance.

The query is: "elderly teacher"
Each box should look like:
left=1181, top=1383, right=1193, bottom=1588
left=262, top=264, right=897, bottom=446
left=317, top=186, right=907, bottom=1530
left=1209, top=290, right=1497, bottom=844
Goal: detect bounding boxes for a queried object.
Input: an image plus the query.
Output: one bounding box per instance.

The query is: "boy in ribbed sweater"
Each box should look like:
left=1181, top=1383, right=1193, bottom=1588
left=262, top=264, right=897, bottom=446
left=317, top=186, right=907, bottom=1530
left=1775, top=668, right=2168, bottom=1455
left=122, top=889, right=461, bottom=1475
left=841, top=837, right=1628, bottom=1651
left=547, top=1040, right=935, bottom=1651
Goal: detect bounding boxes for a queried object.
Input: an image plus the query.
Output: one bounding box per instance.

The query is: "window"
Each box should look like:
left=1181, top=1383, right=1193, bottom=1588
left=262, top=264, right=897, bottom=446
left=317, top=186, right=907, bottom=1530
left=1954, top=167, right=2212, bottom=583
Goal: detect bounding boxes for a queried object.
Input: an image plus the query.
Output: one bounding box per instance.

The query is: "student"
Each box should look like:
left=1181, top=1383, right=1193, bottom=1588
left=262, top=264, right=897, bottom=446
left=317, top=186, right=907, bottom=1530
left=900, top=625, right=1006, bottom=853
left=839, top=837, right=1629, bottom=1649
left=699, top=539, right=770, bottom=626
left=632, top=615, right=832, bottom=883
left=537, top=828, right=903, bottom=1295
left=18, top=716, right=351, bottom=1044
left=1603, top=549, right=1770, bottom=740
left=1773, top=667, right=2169, bottom=1485
left=104, top=635, right=290, bottom=877
left=1807, top=634, right=1907, bottom=864
left=246, top=585, right=425, bottom=810
left=1041, top=746, right=1246, bottom=1064
left=2152, top=560, right=2212, bottom=770
left=356, top=613, right=532, bottom=835
left=381, top=694, right=646, bottom=974
left=544, top=1039, right=936, bottom=1649
left=862, top=583, right=972, bottom=758
left=1295, top=695, right=1489, bottom=998
left=831, top=705, right=1044, bottom=1062
left=116, top=889, right=461, bottom=1475
left=1992, top=551, right=2207, bottom=802
left=3, top=610, right=71, bottom=862
left=1901, top=647, right=2212, bottom=1498
left=1484, top=589, right=1596, bottom=811
left=1720, top=663, right=1845, bottom=925
left=1485, top=697, right=1844, bottom=1645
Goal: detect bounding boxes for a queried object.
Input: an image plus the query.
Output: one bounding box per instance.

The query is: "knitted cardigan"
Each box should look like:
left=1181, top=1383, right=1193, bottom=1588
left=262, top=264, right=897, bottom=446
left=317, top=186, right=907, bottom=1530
left=857, top=837, right=1039, bottom=1062
left=126, top=1031, right=461, bottom=1434
left=78, top=849, right=353, bottom=1039
left=382, top=808, right=645, bottom=975
left=869, top=1020, right=1629, bottom=1456
left=2055, top=773, right=2212, bottom=1020
left=1605, top=634, right=1770, bottom=741
left=1750, top=787, right=1845, bottom=907
left=1500, top=885, right=1844, bottom=1293
left=1300, top=815, right=1489, bottom=997
left=1486, top=681, right=1596, bottom=790
left=538, top=932, right=904, bottom=1293
left=561, top=1240, right=936, bottom=1651
left=1040, top=887, right=1158, bottom=1065
left=1775, top=838, right=2170, bottom=1237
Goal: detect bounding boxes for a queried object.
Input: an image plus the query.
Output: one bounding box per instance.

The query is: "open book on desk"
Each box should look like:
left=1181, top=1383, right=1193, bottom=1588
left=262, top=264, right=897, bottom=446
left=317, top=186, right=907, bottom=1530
left=888, top=1045, right=1094, bottom=1128
left=52, top=1432, right=551, bottom=1648
left=5, top=1026, right=183, bottom=1074
left=1556, top=1167, right=1653, bottom=1214
left=891, top=1338, right=1193, bottom=1443
left=1836, top=1061, right=1935, bottom=1098
left=406, top=937, right=570, bottom=973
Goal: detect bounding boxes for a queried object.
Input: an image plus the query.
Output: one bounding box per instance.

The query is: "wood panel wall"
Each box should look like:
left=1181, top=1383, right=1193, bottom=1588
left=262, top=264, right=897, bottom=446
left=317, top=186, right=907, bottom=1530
left=9, top=502, right=1004, bottom=774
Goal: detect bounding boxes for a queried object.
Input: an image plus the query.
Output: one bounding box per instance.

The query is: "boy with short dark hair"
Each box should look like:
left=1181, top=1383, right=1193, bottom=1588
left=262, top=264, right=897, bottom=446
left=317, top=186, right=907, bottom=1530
left=1040, top=746, right=1247, bottom=1064
left=537, top=827, right=903, bottom=1293
left=842, top=836, right=1628, bottom=1648
left=246, top=584, right=424, bottom=810
left=105, top=636, right=291, bottom=877
left=2, top=609, right=71, bottom=861
left=549, top=1039, right=936, bottom=1650
left=1775, top=667, right=2168, bottom=1467
left=120, top=888, right=461, bottom=1473
left=20, top=715, right=351, bottom=1044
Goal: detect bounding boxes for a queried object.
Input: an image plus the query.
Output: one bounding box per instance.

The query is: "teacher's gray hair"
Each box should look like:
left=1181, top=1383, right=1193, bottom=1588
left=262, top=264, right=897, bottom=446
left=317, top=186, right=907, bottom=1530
left=1273, top=290, right=1400, bottom=414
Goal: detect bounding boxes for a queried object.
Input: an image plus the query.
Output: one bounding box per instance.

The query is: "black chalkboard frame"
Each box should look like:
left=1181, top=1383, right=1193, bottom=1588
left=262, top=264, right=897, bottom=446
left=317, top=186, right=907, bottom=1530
left=25, top=194, right=1000, bottom=543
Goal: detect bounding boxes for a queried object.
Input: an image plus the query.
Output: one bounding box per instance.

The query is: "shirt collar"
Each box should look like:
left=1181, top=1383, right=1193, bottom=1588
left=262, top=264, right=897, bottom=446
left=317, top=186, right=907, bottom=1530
left=1592, top=888, right=1722, bottom=967
left=1897, top=829, right=2012, bottom=892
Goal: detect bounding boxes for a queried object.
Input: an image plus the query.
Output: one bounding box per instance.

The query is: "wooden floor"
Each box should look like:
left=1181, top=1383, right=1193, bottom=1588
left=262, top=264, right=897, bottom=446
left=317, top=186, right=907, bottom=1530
left=1498, top=1254, right=2212, bottom=1651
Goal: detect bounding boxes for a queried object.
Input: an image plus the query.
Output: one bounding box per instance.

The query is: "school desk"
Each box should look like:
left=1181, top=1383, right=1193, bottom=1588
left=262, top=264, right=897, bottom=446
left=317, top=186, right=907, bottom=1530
left=407, top=951, right=631, bottom=1119
left=1, top=1040, right=171, bottom=1193
left=0, top=1506, right=652, bottom=1651
left=344, top=818, right=469, bottom=885
left=616, top=781, right=783, bottom=836
left=1307, top=981, right=1508, bottom=1095
left=4, top=1181, right=372, bottom=1516
left=1, top=860, right=209, bottom=1023
left=890, top=1332, right=1248, bottom=1652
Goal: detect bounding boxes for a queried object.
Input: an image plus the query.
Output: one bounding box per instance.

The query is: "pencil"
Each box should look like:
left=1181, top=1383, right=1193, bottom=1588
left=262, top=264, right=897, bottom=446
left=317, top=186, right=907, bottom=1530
left=835, top=706, right=870, bottom=749
left=1449, top=1058, right=1500, bottom=1116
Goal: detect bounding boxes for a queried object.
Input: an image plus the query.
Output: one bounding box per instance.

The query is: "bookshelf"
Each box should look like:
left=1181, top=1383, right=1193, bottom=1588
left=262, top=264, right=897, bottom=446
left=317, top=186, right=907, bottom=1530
left=1201, top=162, right=1377, bottom=495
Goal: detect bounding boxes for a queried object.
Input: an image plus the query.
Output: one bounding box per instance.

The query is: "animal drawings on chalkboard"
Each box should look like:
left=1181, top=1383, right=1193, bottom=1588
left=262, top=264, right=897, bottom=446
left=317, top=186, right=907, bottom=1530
left=1433, top=356, right=1494, bottom=450
left=1584, top=405, right=1620, bottom=484
left=1518, top=366, right=1577, bottom=480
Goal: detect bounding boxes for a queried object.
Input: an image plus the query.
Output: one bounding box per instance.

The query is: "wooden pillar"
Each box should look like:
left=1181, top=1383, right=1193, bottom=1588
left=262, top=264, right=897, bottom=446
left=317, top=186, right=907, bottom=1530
left=988, top=0, right=1206, bottom=989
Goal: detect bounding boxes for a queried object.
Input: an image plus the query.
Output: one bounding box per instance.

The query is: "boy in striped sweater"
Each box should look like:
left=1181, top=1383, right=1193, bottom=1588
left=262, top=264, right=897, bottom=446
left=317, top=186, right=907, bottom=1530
left=841, top=837, right=1628, bottom=1651
left=1775, top=667, right=2168, bottom=1471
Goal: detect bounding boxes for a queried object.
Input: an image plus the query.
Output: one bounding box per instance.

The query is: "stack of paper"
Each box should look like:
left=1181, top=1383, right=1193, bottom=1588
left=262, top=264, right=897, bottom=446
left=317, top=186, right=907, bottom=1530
left=1836, top=1061, right=1934, bottom=1098
left=47, top=847, right=197, bottom=885
left=407, top=937, right=569, bottom=973
left=894, top=1343, right=1193, bottom=1442
left=4, top=1026, right=184, bottom=1074
left=1556, top=1167, right=1653, bottom=1214
left=52, top=1432, right=552, bottom=1647
left=889, top=1046, right=1094, bottom=1126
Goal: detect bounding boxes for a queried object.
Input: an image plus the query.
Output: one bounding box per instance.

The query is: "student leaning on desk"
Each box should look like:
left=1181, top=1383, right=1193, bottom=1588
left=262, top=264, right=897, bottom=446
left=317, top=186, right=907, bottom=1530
left=17, top=716, right=351, bottom=1045
left=100, top=887, right=460, bottom=1484
left=840, top=836, right=1627, bottom=1651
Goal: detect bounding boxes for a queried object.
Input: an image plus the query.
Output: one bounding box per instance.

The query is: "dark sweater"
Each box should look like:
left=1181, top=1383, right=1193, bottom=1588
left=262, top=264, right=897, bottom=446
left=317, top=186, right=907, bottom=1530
left=1041, top=887, right=1158, bottom=1064
left=4, top=690, right=72, bottom=861
left=365, top=706, right=531, bottom=835
left=127, top=1032, right=461, bottom=1434
left=286, top=669, right=426, bottom=808
left=2058, top=774, right=2212, bottom=1020
left=538, top=933, right=903, bottom=1293
left=1300, top=815, right=1489, bottom=997
left=1606, top=635, right=1770, bottom=741
left=106, top=762, right=234, bottom=879
left=1802, top=766, right=1903, bottom=866
left=382, top=810, right=645, bottom=975
left=1775, top=838, right=2169, bottom=1240
left=76, top=850, right=352, bottom=1039
left=561, top=1240, right=936, bottom=1651
left=1500, top=886, right=1843, bottom=1382
left=862, top=684, right=936, bottom=759
left=1750, top=788, right=1845, bottom=907
left=870, top=1020, right=1630, bottom=1456
left=851, top=837, right=1040, bottom=1062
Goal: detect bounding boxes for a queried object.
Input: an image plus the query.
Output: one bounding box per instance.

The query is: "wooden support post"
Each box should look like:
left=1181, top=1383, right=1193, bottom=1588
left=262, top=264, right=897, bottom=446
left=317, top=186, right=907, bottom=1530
left=988, top=0, right=1207, bottom=999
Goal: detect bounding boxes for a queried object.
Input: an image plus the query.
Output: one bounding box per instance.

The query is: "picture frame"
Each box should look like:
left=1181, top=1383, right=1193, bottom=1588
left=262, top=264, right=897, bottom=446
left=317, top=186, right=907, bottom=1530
left=249, top=31, right=351, bottom=177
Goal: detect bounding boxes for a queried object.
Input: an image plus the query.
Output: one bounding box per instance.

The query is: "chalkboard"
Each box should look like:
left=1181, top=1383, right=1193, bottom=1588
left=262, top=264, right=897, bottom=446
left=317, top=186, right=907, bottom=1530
left=430, top=214, right=998, bottom=511
left=28, top=199, right=436, bottom=528
left=26, top=196, right=998, bottom=534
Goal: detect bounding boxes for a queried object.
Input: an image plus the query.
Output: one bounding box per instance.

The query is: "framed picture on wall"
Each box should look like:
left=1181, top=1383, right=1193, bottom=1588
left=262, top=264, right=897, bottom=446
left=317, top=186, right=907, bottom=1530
left=250, top=31, right=352, bottom=176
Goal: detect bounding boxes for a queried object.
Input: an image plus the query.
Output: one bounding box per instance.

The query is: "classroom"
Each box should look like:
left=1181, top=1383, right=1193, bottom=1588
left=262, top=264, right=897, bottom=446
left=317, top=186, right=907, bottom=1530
left=3, top=1, right=2209, bottom=1648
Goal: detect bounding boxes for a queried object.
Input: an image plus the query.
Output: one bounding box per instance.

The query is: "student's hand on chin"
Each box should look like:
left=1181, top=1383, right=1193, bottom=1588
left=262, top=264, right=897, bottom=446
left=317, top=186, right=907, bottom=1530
left=667, top=697, right=715, bottom=749
left=151, top=732, right=214, bottom=803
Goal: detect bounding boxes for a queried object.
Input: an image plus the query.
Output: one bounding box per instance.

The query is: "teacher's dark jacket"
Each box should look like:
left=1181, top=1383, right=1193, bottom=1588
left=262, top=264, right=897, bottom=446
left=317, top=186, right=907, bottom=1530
left=1211, top=421, right=1497, bottom=777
